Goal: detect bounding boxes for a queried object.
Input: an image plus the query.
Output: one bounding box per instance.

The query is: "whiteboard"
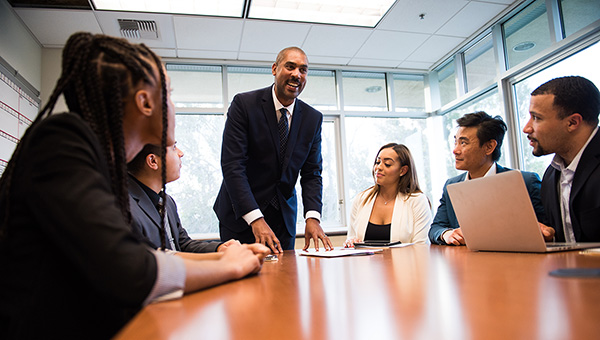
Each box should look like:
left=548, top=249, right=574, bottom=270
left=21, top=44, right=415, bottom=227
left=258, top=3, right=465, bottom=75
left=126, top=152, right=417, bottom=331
left=0, top=69, right=39, bottom=174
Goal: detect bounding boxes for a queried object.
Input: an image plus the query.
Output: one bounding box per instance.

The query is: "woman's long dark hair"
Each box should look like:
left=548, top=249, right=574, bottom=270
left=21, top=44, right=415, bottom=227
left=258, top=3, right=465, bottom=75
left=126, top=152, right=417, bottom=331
left=0, top=33, right=169, bottom=249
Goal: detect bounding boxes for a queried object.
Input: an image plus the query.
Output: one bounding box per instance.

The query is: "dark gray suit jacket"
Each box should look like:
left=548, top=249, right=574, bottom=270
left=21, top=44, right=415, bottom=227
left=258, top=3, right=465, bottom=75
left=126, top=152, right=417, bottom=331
left=129, top=176, right=220, bottom=252
left=541, top=130, right=600, bottom=242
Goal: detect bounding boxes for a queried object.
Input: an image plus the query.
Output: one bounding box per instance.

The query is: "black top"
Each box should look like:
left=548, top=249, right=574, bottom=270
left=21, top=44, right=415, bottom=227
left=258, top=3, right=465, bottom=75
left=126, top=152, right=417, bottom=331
left=0, top=113, right=157, bottom=339
left=364, top=221, right=391, bottom=241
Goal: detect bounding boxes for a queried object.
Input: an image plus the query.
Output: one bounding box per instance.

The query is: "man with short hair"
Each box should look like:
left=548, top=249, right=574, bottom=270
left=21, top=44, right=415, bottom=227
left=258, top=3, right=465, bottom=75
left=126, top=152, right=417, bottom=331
left=214, top=47, right=333, bottom=253
left=429, top=111, right=545, bottom=245
left=523, top=75, right=600, bottom=242
left=128, top=143, right=236, bottom=252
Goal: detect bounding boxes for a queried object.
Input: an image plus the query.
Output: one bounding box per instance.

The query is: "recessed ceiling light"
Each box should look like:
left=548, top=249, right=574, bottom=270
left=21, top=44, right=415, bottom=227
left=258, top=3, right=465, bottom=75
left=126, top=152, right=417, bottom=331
left=248, top=0, right=396, bottom=27
left=365, top=85, right=382, bottom=93
left=513, top=41, right=536, bottom=52
left=90, top=0, right=246, bottom=17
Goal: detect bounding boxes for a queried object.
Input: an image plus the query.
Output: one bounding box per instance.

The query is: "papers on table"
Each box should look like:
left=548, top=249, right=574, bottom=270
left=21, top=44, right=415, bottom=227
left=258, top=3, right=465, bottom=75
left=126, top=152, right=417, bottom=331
left=298, top=247, right=382, bottom=258
left=356, top=242, right=414, bottom=249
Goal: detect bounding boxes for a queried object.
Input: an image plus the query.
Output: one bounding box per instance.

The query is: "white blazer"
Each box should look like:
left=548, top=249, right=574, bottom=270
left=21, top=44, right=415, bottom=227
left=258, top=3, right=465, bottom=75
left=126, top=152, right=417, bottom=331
left=347, top=190, right=432, bottom=245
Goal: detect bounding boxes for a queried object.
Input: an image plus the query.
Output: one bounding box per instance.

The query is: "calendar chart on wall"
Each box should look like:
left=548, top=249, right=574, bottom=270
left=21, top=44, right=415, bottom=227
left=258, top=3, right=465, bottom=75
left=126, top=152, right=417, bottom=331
left=0, top=61, right=40, bottom=175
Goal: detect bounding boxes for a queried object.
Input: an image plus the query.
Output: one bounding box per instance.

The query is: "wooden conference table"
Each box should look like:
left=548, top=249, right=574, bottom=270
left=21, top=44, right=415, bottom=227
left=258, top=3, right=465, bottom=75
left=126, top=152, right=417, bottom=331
left=115, top=245, right=600, bottom=340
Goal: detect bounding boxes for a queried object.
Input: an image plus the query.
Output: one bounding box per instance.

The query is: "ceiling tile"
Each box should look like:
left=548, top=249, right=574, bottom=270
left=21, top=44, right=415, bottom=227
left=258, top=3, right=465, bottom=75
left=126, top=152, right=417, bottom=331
left=436, top=1, right=508, bottom=37
left=237, top=51, right=278, bottom=62
left=398, top=60, right=432, bottom=70
left=348, top=58, right=402, bottom=68
left=177, top=49, right=239, bottom=59
left=94, top=11, right=177, bottom=49
left=406, top=35, right=465, bottom=63
left=239, top=20, right=311, bottom=54
left=309, top=56, right=352, bottom=66
left=173, top=16, right=243, bottom=51
left=377, top=0, right=468, bottom=34
left=479, top=0, right=515, bottom=4
left=354, top=30, right=430, bottom=61
left=153, top=48, right=177, bottom=58
left=302, top=25, right=372, bottom=58
left=14, top=8, right=101, bottom=47
left=10, top=1, right=523, bottom=72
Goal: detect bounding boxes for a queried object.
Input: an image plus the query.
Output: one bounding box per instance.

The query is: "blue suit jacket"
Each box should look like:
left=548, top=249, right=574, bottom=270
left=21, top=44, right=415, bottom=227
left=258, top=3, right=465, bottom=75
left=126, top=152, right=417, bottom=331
left=213, top=86, right=323, bottom=237
left=428, top=164, right=545, bottom=244
left=129, top=177, right=220, bottom=252
left=541, top=131, right=600, bottom=242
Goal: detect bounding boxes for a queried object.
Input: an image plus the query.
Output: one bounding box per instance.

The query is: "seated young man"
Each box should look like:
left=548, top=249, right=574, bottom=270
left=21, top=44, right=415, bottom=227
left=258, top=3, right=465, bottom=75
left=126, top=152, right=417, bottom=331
left=429, top=111, right=545, bottom=245
left=523, top=76, right=600, bottom=242
left=128, top=143, right=237, bottom=252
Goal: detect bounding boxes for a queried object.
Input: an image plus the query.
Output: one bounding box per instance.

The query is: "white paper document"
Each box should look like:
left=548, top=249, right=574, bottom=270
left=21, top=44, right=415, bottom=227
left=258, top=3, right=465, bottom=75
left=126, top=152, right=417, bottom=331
left=298, top=247, right=383, bottom=258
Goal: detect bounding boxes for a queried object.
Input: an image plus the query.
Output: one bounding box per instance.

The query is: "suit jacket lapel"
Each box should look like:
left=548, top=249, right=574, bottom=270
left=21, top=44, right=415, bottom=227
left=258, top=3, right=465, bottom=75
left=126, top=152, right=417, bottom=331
left=570, top=131, right=600, bottom=201
left=129, top=177, right=163, bottom=231
left=283, top=101, right=303, bottom=171
left=261, top=87, right=281, bottom=162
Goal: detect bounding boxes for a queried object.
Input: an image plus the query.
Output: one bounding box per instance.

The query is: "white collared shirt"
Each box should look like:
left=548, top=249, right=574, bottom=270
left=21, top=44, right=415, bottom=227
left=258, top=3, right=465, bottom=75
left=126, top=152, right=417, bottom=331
left=464, top=162, right=497, bottom=181
left=550, top=126, right=599, bottom=243
left=272, top=85, right=294, bottom=127
left=242, top=86, right=320, bottom=225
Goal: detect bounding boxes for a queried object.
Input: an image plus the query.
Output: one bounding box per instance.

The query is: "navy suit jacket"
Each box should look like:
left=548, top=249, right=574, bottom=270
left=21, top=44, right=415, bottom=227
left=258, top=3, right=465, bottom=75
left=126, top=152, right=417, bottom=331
left=541, top=131, right=600, bottom=242
left=213, top=86, right=323, bottom=237
left=428, top=164, right=545, bottom=244
left=129, top=177, right=220, bottom=252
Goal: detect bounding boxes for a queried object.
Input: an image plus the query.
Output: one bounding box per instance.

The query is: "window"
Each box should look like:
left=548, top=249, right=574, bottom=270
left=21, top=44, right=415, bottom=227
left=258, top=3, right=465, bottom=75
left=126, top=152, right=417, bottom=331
left=227, top=66, right=273, bottom=104
left=464, top=34, right=496, bottom=92
left=513, top=40, right=600, bottom=178
left=560, top=0, right=600, bottom=37
left=167, top=64, right=223, bottom=109
left=167, top=114, right=225, bottom=237
left=296, top=119, right=343, bottom=232
left=344, top=116, right=432, bottom=210
left=342, top=71, right=388, bottom=111
left=503, top=0, right=552, bottom=69
left=393, top=74, right=425, bottom=113
left=438, top=60, right=457, bottom=107
left=436, top=90, right=507, bottom=208
left=299, top=70, right=338, bottom=111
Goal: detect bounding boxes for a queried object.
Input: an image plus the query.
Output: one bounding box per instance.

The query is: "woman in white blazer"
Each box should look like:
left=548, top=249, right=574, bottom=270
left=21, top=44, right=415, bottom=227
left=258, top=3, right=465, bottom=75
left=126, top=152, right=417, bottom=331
left=344, top=143, right=432, bottom=246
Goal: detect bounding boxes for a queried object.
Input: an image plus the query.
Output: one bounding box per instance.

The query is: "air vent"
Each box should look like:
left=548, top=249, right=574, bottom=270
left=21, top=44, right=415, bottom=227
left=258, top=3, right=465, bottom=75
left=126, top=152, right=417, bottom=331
left=118, top=19, right=159, bottom=40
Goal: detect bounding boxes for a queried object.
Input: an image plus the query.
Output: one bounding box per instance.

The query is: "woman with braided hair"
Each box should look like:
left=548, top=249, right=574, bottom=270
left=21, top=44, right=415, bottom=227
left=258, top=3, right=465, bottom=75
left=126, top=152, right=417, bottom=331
left=0, top=32, right=268, bottom=339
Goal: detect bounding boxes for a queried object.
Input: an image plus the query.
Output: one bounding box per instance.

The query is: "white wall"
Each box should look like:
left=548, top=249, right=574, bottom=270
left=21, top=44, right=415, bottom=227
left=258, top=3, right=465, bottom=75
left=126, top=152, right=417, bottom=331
left=0, top=0, right=42, bottom=90
left=41, top=48, right=67, bottom=113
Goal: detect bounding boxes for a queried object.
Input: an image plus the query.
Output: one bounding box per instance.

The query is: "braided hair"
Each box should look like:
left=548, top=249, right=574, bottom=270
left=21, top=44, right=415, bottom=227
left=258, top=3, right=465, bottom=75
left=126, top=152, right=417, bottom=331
left=0, top=33, right=169, bottom=249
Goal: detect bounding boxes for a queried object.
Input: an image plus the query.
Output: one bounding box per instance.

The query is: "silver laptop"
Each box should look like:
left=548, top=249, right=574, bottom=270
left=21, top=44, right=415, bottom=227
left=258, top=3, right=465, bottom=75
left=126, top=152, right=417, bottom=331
left=447, top=170, right=600, bottom=253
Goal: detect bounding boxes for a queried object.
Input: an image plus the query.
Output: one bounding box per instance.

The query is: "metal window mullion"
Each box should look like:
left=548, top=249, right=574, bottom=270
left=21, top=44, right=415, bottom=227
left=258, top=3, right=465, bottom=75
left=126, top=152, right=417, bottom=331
left=386, top=72, right=395, bottom=112
left=546, top=0, right=564, bottom=43
left=455, top=53, right=467, bottom=96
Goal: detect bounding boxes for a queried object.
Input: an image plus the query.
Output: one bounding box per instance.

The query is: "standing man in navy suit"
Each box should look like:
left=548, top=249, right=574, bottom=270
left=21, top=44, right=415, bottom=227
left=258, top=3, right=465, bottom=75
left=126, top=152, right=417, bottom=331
left=429, top=111, right=545, bottom=245
left=523, top=76, right=600, bottom=242
left=214, top=47, right=333, bottom=253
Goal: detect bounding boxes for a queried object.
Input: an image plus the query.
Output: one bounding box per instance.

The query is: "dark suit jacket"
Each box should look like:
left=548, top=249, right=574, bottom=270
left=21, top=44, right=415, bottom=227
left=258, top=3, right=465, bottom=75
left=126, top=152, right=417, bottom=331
left=428, top=164, right=545, bottom=244
left=0, top=113, right=156, bottom=339
left=213, top=86, right=323, bottom=237
left=129, top=177, right=220, bottom=252
left=541, top=131, right=600, bottom=242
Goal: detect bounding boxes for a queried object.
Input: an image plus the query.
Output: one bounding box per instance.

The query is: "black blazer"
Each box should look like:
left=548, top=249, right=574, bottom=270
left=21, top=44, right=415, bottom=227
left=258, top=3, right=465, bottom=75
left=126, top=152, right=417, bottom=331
left=129, top=177, right=220, bottom=252
left=0, top=113, right=156, bottom=339
left=541, top=130, right=600, bottom=242
left=213, top=86, right=323, bottom=236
